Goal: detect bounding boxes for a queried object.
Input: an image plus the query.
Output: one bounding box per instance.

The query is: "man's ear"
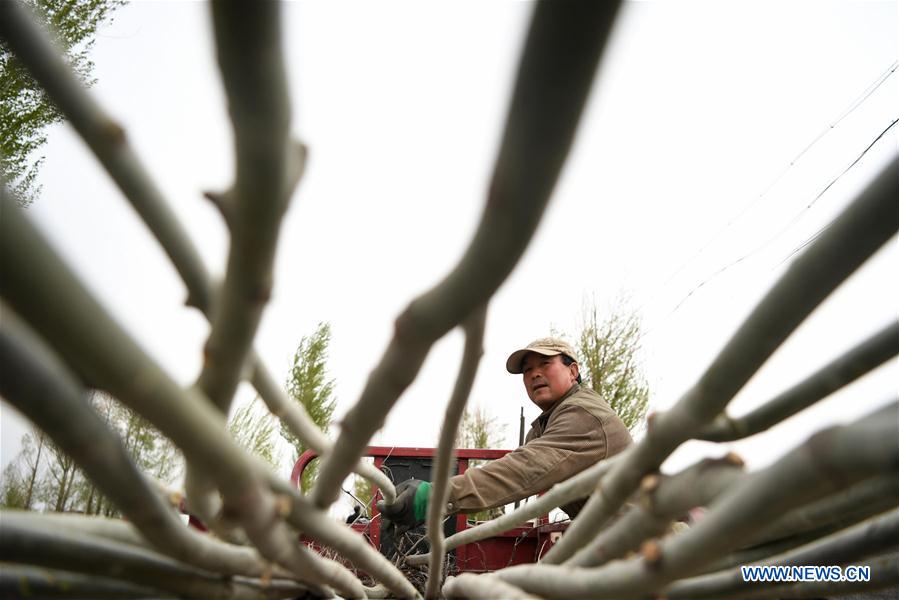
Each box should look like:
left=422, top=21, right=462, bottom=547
left=570, top=362, right=580, bottom=382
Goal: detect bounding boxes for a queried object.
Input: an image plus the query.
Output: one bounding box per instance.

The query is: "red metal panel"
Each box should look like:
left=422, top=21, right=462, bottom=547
left=291, top=446, right=567, bottom=573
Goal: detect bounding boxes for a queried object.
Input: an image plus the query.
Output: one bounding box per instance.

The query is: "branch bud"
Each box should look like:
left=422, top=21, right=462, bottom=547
left=723, top=452, right=745, bottom=467
left=275, top=494, right=293, bottom=518
left=641, top=539, right=663, bottom=569
left=646, top=411, right=658, bottom=433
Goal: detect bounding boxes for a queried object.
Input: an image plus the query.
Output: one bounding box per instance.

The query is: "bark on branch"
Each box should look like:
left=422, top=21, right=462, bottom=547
left=0, top=0, right=394, bottom=504
left=267, top=476, right=420, bottom=599
left=663, top=509, right=899, bottom=599
left=425, top=305, right=487, bottom=598
left=0, top=314, right=296, bottom=581
left=196, top=0, right=297, bottom=414
left=0, top=196, right=364, bottom=598
left=698, top=321, right=899, bottom=442
left=565, top=455, right=745, bottom=568
left=0, top=520, right=321, bottom=599
left=443, top=573, right=539, bottom=600
left=0, top=564, right=168, bottom=600
left=185, top=0, right=303, bottom=530
left=740, top=475, right=899, bottom=550
left=739, top=555, right=898, bottom=600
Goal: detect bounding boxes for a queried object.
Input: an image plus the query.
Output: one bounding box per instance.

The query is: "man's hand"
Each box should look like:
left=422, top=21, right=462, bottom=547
left=376, top=478, right=431, bottom=532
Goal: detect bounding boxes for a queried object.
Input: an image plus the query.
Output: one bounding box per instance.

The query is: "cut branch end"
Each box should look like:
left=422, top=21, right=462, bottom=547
left=641, top=539, right=663, bottom=569
left=723, top=452, right=745, bottom=467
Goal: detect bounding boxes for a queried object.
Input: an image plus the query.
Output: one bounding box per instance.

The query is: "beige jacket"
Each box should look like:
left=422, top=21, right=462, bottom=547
left=446, top=384, right=633, bottom=519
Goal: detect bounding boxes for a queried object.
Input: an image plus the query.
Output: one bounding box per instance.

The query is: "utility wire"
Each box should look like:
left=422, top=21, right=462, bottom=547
left=641, top=116, right=899, bottom=342
left=779, top=116, right=899, bottom=266
left=646, top=60, right=899, bottom=302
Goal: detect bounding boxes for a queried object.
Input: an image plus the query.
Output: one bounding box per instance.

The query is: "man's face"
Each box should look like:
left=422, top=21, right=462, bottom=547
left=521, top=353, right=578, bottom=410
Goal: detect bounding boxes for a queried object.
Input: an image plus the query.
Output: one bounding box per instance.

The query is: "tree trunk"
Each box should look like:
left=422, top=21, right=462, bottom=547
left=24, top=431, right=45, bottom=509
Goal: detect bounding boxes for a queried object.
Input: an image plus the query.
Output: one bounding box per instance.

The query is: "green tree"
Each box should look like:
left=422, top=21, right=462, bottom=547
left=45, top=437, right=79, bottom=511
left=1, top=0, right=125, bottom=206
left=457, top=405, right=503, bottom=450
left=0, top=428, right=47, bottom=510
left=228, top=400, right=281, bottom=469
left=58, top=393, right=180, bottom=516
left=96, top=391, right=180, bottom=491
left=0, top=392, right=180, bottom=515
left=575, top=299, right=650, bottom=435
left=283, top=322, right=337, bottom=491
left=22, top=429, right=46, bottom=508
left=1, top=460, right=28, bottom=508
left=457, top=404, right=505, bottom=522
left=352, top=474, right=374, bottom=512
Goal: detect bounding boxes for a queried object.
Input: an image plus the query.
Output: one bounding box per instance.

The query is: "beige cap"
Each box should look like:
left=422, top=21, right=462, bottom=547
left=506, top=337, right=578, bottom=374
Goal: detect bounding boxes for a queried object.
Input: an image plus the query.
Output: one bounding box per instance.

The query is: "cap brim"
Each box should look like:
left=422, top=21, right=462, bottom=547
left=505, top=347, right=562, bottom=374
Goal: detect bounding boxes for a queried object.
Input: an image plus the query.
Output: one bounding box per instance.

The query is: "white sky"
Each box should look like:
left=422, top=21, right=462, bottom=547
left=2, top=1, right=897, bottom=494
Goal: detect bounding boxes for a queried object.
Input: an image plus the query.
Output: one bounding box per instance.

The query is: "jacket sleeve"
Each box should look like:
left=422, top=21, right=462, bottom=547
left=446, top=405, right=609, bottom=513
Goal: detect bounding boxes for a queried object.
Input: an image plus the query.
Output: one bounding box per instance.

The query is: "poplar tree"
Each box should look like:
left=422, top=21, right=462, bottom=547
left=283, top=322, right=337, bottom=491
left=228, top=400, right=280, bottom=469
left=457, top=404, right=505, bottom=521
left=576, top=299, right=650, bottom=435
left=1, top=0, right=125, bottom=205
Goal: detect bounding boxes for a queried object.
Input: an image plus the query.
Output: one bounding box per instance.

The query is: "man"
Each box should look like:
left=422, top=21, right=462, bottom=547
left=377, top=337, right=633, bottom=530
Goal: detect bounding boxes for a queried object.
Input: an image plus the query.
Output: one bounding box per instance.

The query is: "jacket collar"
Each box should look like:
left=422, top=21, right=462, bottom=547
left=530, top=383, right=580, bottom=430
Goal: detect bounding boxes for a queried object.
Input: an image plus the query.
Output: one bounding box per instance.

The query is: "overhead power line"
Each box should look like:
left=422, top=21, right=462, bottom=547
left=780, top=117, right=899, bottom=265
left=641, top=116, right=899, bottom=342
left=647, top=60, right=899, bottom=301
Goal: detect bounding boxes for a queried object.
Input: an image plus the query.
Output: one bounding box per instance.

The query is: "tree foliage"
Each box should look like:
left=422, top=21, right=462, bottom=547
left=228, top=400, right=280, bottom=469
left=283, top=322, right=337, bottom=491
left=0, top=428, right=46, bottom=509
left=576, top=299, right=650, bottom=435
left=351, top=460, right=375, bottom=514
left=457, top=404, right=503, bottom=450
left=0, top=0, right=125, bottom=206
left=1, top=459, right=29, bottom=509
left=457, top=404, right=505, bottom=521
left=0, top=392, right=179, bottom=515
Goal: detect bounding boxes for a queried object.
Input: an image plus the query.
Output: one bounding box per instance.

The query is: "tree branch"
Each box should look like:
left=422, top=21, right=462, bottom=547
left=0, top=563, right=168, bottom=600
left=0, top=313, right=291, bottom=580
left=542, top=156, right=899, bottom=563
left=0, top=196, right=364, bottom=597
left=312, top=0, right=624, bottom=510
left=699, top=320, right=899, bottom=442
left=741, top=475, right=899, bottom=549
left=742, top=555, right=899, bottom=600
left=565, top=455, right=745, bottom=568
left=0, top=520, right=324, bottom=599
left=663, top=509, right=899, bottom=599
left=0, top=0, right=394, bottom=504
left=494, top=403, right=899, bottom=598
left=443, top=573, right=539, bottom=600
left=0, top=1, right=213, bottom=311
left=425, top=305, right=487, bottom=598
left=196, top=0, right=298, bottom=414
left=697, top=477, right=899, bottom=575
left=251, top=362, right=396, bottom=503
left=183, top=0, right=303, bottom=529
left=405, top=453, right=623, bottom=567
left=267, top=476, right=420, bottom=599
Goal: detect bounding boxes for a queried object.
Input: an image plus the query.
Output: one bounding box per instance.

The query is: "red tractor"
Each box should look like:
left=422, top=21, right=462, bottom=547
left=291, top=447, right=568, bottom=574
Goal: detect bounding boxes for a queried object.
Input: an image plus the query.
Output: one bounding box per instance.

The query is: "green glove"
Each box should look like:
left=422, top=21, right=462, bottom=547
left=412, top=480, right=431, bottom=522
left=376, top=478, right=431, bottom=531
